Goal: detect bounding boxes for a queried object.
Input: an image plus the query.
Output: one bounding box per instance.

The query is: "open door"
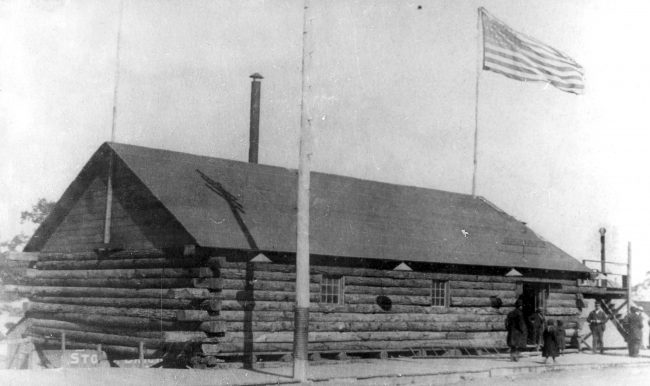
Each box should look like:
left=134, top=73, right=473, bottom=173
left=521, top=283, right=549, bottom=345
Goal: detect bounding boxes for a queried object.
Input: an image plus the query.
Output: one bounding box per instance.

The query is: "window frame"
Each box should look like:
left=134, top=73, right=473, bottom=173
left=319, top=274, right=345, bottom=305
left=431, top=279, right=449, bottom=308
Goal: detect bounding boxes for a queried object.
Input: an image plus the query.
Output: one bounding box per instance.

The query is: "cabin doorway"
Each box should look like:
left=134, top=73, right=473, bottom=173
left=521, top=283, right=549, bottom=345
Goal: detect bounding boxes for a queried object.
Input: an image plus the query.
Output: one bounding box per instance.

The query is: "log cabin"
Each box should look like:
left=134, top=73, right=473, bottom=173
left=11, top=142, right=599, bottom=364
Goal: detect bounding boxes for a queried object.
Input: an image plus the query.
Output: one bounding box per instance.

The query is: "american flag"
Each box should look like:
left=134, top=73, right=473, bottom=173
left=480, top=8, right=585, bottom=95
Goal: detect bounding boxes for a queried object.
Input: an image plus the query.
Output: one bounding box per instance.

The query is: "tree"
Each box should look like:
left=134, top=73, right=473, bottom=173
left=20, top=198, right=56, bottom=226
left=0, top=198, right=55, bottom=253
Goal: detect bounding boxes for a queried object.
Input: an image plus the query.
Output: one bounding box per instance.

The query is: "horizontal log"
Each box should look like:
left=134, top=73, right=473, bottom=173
left=221, top=279, right=319, bottom=292
left=220, top=290, right=320, bottom=303
left=29, top=336, right=160, bottom=358
left=219, top=300, right=514, bottom=315
left=547, top=299, right=579, bottom=308
left=36, top=250, right=171, bottom=261
left=35, top=256, right=207, bottom=271
left=5, top=285, right=209, bottom=299
left=548, top=292, right=578, bottom=301
left=28, top=318, right=168, bottom=339
left=226, top=320, right=504, bottom=333
left=546, top=307, right=581, bottom=316
left=163, top=331, right=207, bottom=342
left=344, top=276, right=430, bottom=288
left=222, top=330, right=507, bottom=344
left=450, top=289, right=515, bottom=298
left=28, top=326, right=163, bottom=348
left=344, top=293, right=431, bottom=306
left=27, top=312, right=190, bottom=330
left=449, top=281, right=516, bottom=291
left=450, top=297, right=517, bottom=307
left=192, top=278, right=222, bottom=289
left=23, top=277, right=195, bottom=289
left=200, top=299, right=222, bottom=312
left=25, top=267, right=211, bottom=280
left=31, top=296, right=197, bottom=309
left=344, top=285, right=431, bottom=296
left=199, top=321, right=226, bottom=333
left=26, top=302, right=178, bottom=319
left=217, top=310, right=506, bottom=324
left=176, top=310, right=209, bottom=322
left=216, top=338, right=508, bottom=354
left=7, top=252, right=39, bottom=261
left=223, top=330, right=449, bottom=343
left=167, top=288, right=211, bottom=299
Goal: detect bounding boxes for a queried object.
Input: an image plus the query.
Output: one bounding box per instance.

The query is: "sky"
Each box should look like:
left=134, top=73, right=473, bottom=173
left=1, top=0, right=649, bottom=283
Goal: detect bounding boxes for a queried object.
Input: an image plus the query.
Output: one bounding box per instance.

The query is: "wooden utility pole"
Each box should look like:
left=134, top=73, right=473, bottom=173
left=627, top=242, right=632, bottom=313
left=293, top=0, right=313, bottom=381
left=103, top=0, right=124, bottom=244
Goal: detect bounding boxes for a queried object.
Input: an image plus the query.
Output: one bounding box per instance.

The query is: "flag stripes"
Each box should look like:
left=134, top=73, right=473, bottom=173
left=480, top=8, right=585, bottom=94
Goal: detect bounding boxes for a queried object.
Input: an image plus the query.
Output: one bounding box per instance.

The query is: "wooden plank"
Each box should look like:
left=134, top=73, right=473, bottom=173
left=7, top=252, right=39, bottom=262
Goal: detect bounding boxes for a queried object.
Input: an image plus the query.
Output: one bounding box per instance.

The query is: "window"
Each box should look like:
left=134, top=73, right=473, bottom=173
left=431, top=280, right=449, bottom=307
left=320, top=275, right=344, bottom=304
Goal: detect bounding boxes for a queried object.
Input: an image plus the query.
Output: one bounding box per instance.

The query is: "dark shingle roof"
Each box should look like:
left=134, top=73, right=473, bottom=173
left=28, top=142, right=591, bottom=274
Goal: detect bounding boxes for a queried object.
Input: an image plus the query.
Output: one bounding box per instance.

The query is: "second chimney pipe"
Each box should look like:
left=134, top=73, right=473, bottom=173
left=599, top=227, right=606, bottom=274
left=249, top=73, right=263, bottom=163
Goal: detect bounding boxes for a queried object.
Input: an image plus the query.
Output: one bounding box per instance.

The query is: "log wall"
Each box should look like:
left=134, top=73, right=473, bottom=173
left=14, top=251, right=583, bottom=359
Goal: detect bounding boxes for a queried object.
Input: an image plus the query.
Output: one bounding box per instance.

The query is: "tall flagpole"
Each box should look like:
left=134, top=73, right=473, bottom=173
left=293, top=0, right=313, bottom=381
left=103, top=0, right=124, bottom=245
left=472, top=8, right=484, bottom=197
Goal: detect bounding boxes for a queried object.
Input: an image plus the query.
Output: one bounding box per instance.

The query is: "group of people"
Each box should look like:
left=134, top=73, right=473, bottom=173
left=587, top=301, right=645, bottom=357
left=506, top=298, right=646, bottom=362
left=505, top=299, right=565, bottom=363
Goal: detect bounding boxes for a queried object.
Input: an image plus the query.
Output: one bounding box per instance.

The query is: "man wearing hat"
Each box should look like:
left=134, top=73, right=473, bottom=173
left=623, top=306, right=644, bottom=357
left=506, top=298, right=527, bottom=361
left=586, top=302, right=607, bottom=354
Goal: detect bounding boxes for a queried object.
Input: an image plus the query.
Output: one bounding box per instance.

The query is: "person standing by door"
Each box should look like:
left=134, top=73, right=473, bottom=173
left=587, top=301, right=607, bottom=354
left=506, top=298, right=527, bottom=361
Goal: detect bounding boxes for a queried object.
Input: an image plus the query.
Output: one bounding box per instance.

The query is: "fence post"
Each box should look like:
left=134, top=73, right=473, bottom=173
left=139, top=341, right=144, bottom=368
left=60, top=331, right=66, bottom=368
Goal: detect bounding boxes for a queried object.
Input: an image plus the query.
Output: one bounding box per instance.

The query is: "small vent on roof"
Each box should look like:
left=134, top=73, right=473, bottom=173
left=505, top=268, right=523, bottom=277
left=250, top=253, right=271, bottom=263
left=393, top=262, right=412, bottom=271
